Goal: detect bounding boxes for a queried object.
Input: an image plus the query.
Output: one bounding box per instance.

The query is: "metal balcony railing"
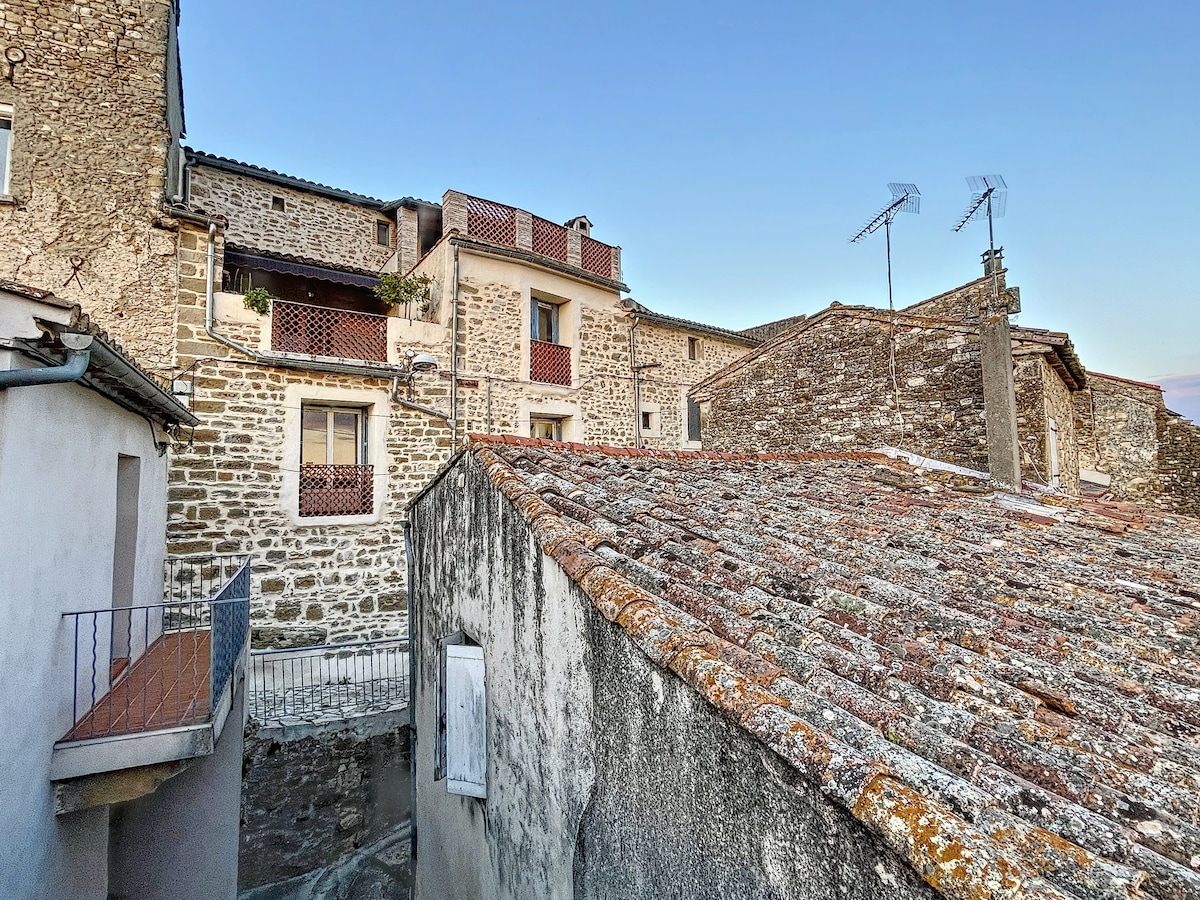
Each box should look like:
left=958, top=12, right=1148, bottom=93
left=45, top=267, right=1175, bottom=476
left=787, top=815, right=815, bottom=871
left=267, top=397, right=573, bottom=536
left=271, top=299, right=388, bottom=363
left=298, top=463, right=374, bottom=517
left=60, top=556, right=250, bottom=743
left=530, top=339, right=571, bottom=386
left=249, top=638, right=409, bottom=721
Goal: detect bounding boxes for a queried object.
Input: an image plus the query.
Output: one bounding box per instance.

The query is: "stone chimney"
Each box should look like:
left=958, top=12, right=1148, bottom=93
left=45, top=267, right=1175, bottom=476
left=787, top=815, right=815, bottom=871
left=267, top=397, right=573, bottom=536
left=977, top=249, right=1021, bottom=488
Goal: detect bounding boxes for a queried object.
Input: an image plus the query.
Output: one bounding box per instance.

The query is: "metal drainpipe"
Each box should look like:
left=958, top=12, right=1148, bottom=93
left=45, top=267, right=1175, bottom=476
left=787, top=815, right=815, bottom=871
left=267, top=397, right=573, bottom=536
left=449, top=245, right=460, bottom=450
left=204, top=223, right=257, bottom=359
left=0, top=345, right=91, bottom=388
left=402, top=518, right=418, bottom=883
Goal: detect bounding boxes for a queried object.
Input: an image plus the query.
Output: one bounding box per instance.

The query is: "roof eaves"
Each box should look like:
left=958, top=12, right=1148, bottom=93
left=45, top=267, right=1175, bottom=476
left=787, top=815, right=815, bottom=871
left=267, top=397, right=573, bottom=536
left=185, top=148, right=388, bottom=209
left=449, top=235, right=629, bottom=293
left=623, top=302, right=760, bottom=345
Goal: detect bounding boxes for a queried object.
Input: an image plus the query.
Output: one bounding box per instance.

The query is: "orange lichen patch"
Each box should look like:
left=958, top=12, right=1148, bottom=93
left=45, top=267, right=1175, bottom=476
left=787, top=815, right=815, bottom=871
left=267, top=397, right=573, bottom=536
left=976, top=808, right=1148, bottom=900
left=616, top=600, right=711, bottom=667
left=579, top=566, right=656, bottom=623
left=667, top=645, right=787, bottom=723
left=694, top=631, right=785, bottom=686
left=852, top=775, right=1043, bottom=900
left=662, top=582, right=766, bottom=647
left=529, top=512, right=591, bottom=556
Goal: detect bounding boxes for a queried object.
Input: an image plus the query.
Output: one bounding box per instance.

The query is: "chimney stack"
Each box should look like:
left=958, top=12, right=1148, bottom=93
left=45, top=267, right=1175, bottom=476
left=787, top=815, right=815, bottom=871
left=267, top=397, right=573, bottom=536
left=982, top=247, right=1004, bottom=277
left=977, top=251, right=1021, bottom=489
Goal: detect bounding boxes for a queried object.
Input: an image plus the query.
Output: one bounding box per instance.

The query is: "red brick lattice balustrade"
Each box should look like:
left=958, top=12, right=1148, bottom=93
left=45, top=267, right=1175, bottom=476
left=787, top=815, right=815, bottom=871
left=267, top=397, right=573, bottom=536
left=466, top=196, right=517, bottom=246
left=530, top=340, right=571, bottom=386
left=272, top=300, right=388, bottom=363
left=579, top=235, right=614, bottom=279
left=299, top=464, right=374, bottom=517
left=531, top=216, right=568, bottom=263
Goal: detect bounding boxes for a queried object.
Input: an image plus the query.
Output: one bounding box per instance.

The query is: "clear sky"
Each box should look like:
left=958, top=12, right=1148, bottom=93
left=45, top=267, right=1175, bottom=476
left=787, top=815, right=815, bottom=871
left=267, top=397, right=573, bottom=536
left=178, top=0, right=1200, bottom=417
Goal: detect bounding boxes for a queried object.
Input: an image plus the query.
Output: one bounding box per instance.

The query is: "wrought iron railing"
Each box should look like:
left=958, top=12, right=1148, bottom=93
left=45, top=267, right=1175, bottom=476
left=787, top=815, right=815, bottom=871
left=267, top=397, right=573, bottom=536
left=530, top=339, right=571, bottom=386
left=60, top=555, right=250, bottom=743
left=249, top=638, right=409, bottom=720
left=299, top=463, right=374, bottom=517
left=271, top=299, right=388, bottom=363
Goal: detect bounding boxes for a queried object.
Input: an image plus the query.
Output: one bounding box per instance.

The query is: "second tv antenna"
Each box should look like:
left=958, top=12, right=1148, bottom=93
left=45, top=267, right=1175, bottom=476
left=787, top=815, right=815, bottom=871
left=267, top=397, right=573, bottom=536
left=849, top=183, right=920, bottom=310
left=954, top=174, right=1008, bottom=304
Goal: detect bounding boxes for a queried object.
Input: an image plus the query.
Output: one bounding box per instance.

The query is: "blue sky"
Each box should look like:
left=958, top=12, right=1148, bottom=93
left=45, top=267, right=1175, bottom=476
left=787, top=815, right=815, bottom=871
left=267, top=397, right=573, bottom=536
left=178, top=0, right=1200, bottom=418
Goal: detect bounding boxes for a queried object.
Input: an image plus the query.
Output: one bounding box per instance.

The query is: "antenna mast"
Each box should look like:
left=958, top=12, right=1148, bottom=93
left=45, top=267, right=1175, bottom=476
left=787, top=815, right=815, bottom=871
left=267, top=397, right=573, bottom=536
left=849, top=183, right=920, bottom=310
left=953, top=174, right=1008, bottom=307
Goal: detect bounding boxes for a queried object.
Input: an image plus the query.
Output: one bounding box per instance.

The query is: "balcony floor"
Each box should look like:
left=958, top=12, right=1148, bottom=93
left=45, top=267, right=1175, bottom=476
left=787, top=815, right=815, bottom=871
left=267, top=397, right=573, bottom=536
left=63, top=631, right=211, bottom=742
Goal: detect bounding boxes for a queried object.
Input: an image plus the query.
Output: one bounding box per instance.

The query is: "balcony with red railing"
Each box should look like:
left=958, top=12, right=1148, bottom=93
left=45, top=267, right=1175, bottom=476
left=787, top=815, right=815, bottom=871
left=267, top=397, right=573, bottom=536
left=446, top=191, right=623, bottom=284
left=271, top=299, right=388, bottom=363
left=530, top=340, right=572, bottom=386
left=299, top=464, right=374, bottom=517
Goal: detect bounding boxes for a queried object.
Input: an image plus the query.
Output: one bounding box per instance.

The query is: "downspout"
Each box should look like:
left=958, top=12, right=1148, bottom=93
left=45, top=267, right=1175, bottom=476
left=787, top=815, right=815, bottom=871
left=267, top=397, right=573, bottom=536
left=402, top=518, right=418, bottom=886
left=449, top=245, right=460, bottom=450
left=204, top=223, right=257, bottom=358
left=0, top=344, right=91, bottom=388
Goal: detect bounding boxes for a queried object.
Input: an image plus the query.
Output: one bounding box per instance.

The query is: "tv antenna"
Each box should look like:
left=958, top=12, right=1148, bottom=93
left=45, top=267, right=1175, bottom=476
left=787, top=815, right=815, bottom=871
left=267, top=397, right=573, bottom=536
left=849, top=183, right=920, bottom=310
left=954, top=174, right=1008, bottom=304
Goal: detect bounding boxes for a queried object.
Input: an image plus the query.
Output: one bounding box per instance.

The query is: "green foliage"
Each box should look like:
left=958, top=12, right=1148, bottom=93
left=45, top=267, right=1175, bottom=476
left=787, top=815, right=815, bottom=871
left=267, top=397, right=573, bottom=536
left=375, top=272, right=433, bottom=313
left=242, top=287, right=273, bottom=315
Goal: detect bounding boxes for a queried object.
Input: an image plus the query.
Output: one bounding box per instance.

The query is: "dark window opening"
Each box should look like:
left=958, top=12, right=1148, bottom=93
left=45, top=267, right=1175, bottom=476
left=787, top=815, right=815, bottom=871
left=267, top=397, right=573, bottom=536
left=271, top=195, right=286, bottom=212
left=687, top=398, right=702, bottom=442
left=376, top=221, right=390, bottom=246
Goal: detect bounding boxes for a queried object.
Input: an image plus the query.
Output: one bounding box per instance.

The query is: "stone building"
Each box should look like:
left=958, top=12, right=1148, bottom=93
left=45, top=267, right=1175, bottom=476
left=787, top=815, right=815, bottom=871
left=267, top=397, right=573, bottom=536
left=169, top=154, right=759, bottom=642
left=693, top=257, right=1087, bottom=493
left=409, top=435, right=1200, bottom=900
left=1075, top=371, right=1200, bottom=516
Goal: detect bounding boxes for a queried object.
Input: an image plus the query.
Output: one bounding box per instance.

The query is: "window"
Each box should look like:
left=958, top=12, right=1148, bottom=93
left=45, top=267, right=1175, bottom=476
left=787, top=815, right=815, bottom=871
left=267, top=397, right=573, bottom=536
left=530, top=416, right=564, bottom=441
left=639, top=403, right=661, bottom=438
left=299, top=405, right=373, bottom=516
left=687, top=398, right=702, bottom=443
left=0, top=104, right=12, bottom=195
left=687, top=337, right=702, bottom=361
left=376, top=220, right=391, bottom=246
left=531, top=299, right=560, bottom=344
left=271, top=195, right=286, bottom=212
left=436, top=633, right=487, bottom=799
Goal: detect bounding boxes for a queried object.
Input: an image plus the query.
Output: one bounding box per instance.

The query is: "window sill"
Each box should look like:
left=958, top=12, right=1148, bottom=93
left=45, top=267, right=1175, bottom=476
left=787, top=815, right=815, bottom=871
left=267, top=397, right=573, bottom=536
left=0, top=194, right=15, bottom=205
left=293, top=510, right=382, bottom=528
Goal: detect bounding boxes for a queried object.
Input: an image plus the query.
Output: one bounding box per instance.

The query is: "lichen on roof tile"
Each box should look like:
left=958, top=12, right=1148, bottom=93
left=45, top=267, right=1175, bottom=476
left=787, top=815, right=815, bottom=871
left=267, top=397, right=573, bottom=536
left=466, top=436, right=1200, bottom=900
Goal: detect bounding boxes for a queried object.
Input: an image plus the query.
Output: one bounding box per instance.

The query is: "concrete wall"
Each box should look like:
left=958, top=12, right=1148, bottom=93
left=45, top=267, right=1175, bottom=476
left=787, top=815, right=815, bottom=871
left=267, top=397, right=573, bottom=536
left=238, top=711, right=411, bottom=894
left=409, top=452, right=939, bottom=900
left=107, top=690, right=246, bottom=900
left=0, top=0, right=182, bottom=370
left=0, top=356, right=169, bottom=900
left=188, top=163, right=395, bottom=272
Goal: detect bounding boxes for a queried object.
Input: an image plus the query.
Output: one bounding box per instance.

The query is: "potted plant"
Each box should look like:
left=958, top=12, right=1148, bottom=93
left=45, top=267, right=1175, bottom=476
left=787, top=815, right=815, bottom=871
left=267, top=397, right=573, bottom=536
left=375, top=272, right=433, bottom=318
left=242, top=287, right=273, bottom=315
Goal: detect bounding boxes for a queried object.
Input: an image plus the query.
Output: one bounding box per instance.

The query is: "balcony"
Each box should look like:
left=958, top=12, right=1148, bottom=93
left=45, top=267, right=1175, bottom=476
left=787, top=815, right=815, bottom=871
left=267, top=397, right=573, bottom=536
left=299, top=464, right=374, bottom=517
left=530, top=340, right=572, bottom=386
left=445, top=191, right=623, bottom=284
left=51, top=556, right=250, bottom=782
left=271, top=299, right=388, bottom=363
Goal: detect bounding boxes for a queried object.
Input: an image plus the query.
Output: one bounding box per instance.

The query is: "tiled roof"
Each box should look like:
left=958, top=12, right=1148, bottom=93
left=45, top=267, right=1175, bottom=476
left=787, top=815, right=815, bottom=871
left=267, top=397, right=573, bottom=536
left=740, top=313, right=809, bottom=342
left=459, top=436, right=1200, bottom=900
left=185, top=148, right=439, bottom=211
left=621, top=299, right=761, bottom=345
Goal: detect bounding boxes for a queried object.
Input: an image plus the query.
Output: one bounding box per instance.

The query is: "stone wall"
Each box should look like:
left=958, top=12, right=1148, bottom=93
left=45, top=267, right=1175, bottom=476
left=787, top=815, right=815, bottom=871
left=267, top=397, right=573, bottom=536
left=1014, top=353, right=1080, bottom=493
left=0, top=0, right=181, bottom=369
left=695, top=309, right=992, bottom=471
left=239, top=712, right=410, bottom=896
left=901, top=273, right=998, bottom=323
left=1074, top=374, right=1163, bottom=501
left=188, top=163, right=395, bottom=272
left=169, top=224, right=447, bottom=641
left=1156, top=411, right=1200, bottom=517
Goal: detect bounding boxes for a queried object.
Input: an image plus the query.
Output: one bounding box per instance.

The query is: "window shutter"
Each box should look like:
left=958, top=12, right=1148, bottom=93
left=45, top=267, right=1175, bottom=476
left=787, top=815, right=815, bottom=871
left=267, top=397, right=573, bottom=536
left=687, top=398, right=701, bottom=442
left=445, top=644, right=487, bottom=798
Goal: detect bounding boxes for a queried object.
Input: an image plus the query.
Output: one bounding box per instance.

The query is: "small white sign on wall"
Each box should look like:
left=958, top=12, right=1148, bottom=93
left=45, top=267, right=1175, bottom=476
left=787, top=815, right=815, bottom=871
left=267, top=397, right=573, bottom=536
left=445, top=644, right=487, bottom=799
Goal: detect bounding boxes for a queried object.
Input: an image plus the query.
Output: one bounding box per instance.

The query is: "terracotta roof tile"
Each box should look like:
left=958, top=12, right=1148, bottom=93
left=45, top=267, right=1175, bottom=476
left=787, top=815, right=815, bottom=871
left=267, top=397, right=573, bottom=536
left=461, top=435, right=1200, bottom=900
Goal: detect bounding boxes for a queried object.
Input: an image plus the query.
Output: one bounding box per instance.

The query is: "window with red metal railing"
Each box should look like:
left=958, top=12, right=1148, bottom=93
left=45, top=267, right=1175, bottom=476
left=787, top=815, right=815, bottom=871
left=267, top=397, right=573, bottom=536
left=530, top=340, right=571, bottom=386
left=299, top=464, right=374, bottom=517
left=272, top=300, right=388, bottom=362
left=531, top=216, right=568, bottom=263
left=579, top=235, right=613, bottom=278
left=466, top=196, right=517, bottom=246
